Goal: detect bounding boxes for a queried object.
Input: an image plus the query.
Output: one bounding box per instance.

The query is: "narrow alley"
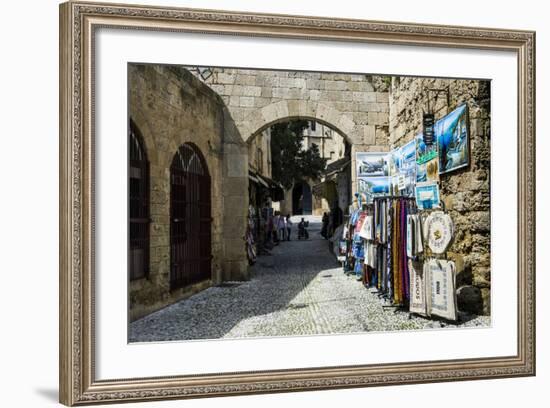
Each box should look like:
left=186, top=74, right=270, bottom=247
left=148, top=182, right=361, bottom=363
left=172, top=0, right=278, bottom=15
left=129, top=216, right=488, bottom=342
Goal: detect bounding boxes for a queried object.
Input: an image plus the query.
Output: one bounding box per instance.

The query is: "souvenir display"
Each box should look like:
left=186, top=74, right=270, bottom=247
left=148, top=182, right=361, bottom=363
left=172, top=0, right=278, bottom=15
left=349, top=135, right=458, bottom=320
left=406, top=214, right=424, bottom=258
left=359, top=215, right=374, bottom=240
left=436, top=104, right=470, bottom=174
left=357, top=176, right=391, bottom=202
left=338, top=196, right=457, bottom=322
left=389, top=139, right=416, bottom=197
left=424, top=211, right=454, bottom=254
left=416, top=132, right=438, bottom=165
left=425, top=259, right=458, bottom=321
left=416, top=157, right=439, bottom=183
left=356, top=152, right=390, bottom=177
left=415, top=181, right=440, bottom=210
left=409, top=259, right=428, bottom=316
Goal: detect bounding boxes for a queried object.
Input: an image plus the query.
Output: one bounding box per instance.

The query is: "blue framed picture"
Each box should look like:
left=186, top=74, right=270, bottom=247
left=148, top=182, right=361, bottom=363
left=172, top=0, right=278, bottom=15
left=415, top=181, right=441, bottom=209
left=436, top=104, right=470, bottom=174
left=358, top=176, right=391, bottom=202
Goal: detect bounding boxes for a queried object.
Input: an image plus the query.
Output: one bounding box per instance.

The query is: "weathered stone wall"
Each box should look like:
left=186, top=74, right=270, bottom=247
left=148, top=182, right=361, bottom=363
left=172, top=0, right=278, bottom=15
left=129, top=64, right=249, bottom=321
left=248, top=128, right=272, bottom=178
left=389, top=76, right=491, bottom=314
left=191, top=68, right=391, bottom=196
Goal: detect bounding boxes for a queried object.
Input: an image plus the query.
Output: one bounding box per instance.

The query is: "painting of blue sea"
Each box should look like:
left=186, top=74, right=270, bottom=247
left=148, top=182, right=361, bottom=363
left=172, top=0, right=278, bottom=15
left=436, top=104, right=470, bottom=174
left=358, top=176, right=391, bottom=200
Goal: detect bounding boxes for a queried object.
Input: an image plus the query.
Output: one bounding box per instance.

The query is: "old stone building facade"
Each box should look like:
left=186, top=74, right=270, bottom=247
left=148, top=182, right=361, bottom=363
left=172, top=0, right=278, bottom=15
left=129, top=64, right=492, bottom=321
left=388, top=77, right=491, bottom=314
left=128, top=64, right=249, bottom=321
left=191, top=67, right=392, bottom=197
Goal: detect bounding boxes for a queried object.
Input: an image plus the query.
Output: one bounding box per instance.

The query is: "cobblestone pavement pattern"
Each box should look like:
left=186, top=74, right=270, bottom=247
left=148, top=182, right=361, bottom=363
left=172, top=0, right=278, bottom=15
left=129, top=216, right=490, bottom=342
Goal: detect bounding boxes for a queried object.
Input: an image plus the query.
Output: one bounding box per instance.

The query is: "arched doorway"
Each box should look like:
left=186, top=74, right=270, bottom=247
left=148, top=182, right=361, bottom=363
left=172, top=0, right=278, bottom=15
left=129, top=120, right=150, bottom=281
left=292, top=181, right=312, bottom=215
left=170, top=143, right=212, bottom=291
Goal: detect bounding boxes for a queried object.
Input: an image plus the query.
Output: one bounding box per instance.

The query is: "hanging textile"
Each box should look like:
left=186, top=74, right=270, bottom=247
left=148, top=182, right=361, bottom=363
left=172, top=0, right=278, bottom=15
left=359, top=215, right=374, bottom=240
left=408, top=259, right=427, bottom=316
left=401, top=199, right=410, bottom=301
left=426, top=258, right=457, bottom=320
left=392, top=201, right=400, bottom=304
left=355, top=211, right=367, bottom=234
left=385, top=199, right=392, bottom=298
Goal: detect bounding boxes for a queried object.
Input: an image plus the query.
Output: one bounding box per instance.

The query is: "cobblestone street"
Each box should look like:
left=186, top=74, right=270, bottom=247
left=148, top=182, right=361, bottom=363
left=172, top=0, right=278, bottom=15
left=129, top=216, right=489, bottom=343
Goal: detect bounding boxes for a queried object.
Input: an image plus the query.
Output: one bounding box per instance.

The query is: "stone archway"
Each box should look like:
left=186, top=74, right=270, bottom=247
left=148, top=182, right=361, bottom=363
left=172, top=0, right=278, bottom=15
left=240, top=100, right=357, bottom=144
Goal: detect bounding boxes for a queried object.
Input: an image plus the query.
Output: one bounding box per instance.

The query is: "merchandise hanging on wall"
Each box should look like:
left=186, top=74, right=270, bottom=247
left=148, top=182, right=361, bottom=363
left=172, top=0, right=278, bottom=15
left=416, top=132, right=438, bottom=165
left=357, top=176, right=391, bottom=202
left=356, top=152, right=389, bottom=177
left=424, top=211, right=454, bottom=254
left=416, top=157, right=440, bottom=183
left=415, top=181, right=441, bottom=210
left=409, top=259, right=428, bottom=316
left=426, top=259, right=458, bottom=321
left=436, top=104, right=470, bottom=174
left=406, top=214, right=424, bottom=258
left=389, top=139, right=416, bottom=197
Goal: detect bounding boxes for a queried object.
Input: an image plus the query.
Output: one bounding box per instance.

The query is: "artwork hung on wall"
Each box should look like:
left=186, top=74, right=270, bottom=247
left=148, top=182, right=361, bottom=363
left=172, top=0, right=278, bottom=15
left=389, top=139, right=416, bottom=196
left=356, top=152, right=389, bottom=177
left=358, top=176, right=391, bottom=201
left=436, top=104, right=470, bottom=174
left=417, top=157, right=440, bottom=183
left=415, top=181, right=441, bottom=210
left=415, top=132, right=438, bottom=165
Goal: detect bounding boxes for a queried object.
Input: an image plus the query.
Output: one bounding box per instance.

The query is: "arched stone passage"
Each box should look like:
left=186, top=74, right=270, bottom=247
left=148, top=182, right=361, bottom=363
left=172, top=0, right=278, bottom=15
left=240, top=100, right=358, bottom=145
left=193, top=68, right=392, bottom=198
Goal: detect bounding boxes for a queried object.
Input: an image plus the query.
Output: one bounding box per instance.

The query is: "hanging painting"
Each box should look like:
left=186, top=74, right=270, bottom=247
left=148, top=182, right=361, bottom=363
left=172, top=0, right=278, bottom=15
left=416, top=157, right=440, bottom=183
left=436, top=104, right=470, bottom=174
left=393, top=139, right=416, bottom=197
left=357, top=176, right=391, bottom=201
left=415, top=181, right=440, bottom=210
left=415, top=132, right=437, bottom=165
left=356, top=152, right=389, bottom=177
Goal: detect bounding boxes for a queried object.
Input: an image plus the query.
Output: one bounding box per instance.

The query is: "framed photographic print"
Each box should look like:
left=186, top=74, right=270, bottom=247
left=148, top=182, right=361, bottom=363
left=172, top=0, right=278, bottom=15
left=59, top=1, right=535, bottom=405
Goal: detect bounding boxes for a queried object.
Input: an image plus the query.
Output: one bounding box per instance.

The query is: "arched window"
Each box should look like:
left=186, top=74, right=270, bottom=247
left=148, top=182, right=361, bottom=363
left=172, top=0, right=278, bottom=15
left=129, top=120, right=150, bottom=280
left=170, top=143, right=212, bottom=290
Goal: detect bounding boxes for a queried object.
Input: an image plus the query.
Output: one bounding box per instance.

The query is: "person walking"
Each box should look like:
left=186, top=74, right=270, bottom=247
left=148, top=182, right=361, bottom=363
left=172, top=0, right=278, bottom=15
left=321, top=212, right=329, bottom=239
left=285, top=214, right=292, bottom=241
left=272, top=212, right=280, bottom=244
left=298, top=217, right=309, bottom=240
left=277, top=212, right=286, bottom=242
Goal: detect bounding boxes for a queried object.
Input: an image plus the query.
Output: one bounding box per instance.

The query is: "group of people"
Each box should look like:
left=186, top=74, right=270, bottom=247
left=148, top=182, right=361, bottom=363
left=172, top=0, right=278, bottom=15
left=267, top=212, right=293, bottom=243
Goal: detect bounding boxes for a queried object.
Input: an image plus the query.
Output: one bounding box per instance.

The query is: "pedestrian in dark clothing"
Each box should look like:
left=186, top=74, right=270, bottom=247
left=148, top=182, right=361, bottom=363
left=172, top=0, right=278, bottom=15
left=321, top=212, right=329, bottom=239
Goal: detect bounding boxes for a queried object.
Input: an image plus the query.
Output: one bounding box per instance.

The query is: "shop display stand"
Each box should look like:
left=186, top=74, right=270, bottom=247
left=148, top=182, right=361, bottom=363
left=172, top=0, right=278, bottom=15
left=408, top=201, right=459, bottom=323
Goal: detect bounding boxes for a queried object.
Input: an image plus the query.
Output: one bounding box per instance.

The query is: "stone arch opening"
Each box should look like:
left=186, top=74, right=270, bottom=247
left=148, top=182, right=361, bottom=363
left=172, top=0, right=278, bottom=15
left=247, top=111, right=351, bottom=219
left=242, top=100, right=357, bottom=146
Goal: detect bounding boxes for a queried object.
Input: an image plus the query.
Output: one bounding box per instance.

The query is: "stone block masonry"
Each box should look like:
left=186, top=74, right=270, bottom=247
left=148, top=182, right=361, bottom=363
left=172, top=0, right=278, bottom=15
left=389, top=76, right=491, bottom=315
left=190, top=68, right=392, bottom=197
left=128, top=64, right=249, bottom=322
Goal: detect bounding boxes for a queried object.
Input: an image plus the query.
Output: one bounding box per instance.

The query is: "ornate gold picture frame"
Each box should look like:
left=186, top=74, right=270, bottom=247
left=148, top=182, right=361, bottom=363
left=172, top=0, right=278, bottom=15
left=59, top=1, right=535, bottom=405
